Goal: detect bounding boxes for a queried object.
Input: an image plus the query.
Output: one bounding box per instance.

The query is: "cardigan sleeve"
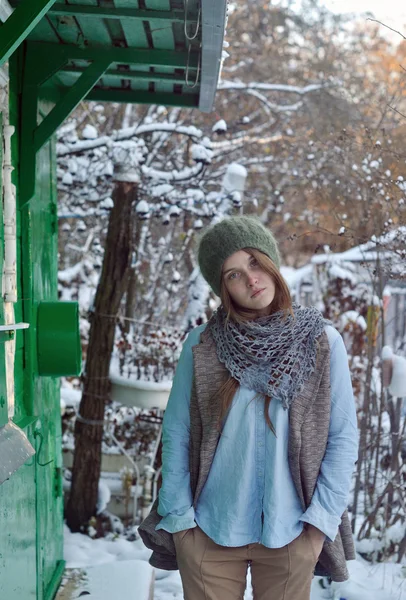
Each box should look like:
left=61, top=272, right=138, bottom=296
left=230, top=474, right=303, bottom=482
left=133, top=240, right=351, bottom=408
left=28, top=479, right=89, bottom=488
left=155, top=325, right=205, bottom=534
left=299, top=330, right=359, bottom=542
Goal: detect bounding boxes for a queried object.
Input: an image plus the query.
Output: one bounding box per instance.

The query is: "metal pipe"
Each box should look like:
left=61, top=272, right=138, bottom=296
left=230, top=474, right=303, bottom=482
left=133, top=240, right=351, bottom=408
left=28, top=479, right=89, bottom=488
left=2, top=123, right=17, bottom=302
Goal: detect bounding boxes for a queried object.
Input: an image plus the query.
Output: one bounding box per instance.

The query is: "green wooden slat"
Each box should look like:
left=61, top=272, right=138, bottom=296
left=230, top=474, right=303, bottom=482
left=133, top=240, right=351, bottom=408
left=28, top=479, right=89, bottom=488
left=98, top=0, right=127, bottom=47
left=77, top=17, right=113, bottom=45
left=114, top=0, right=148, bottom=60
left=0, top=0, right=58, bottom=67
left=86, top=87, right=199, bottom=107
left=145, top=0, right=175, bottom=95
left=46, top=14, right=83, bottom=45
left=48, top=4, right=187, bottom=21
left=112, top=0, right=150, bottom=92
left=26, top=18, right=60, bottom=43
left=26, top=41, right=198, bottom=70
left=58, top=0, right=114, bottom=48
left=77, top=1, right=113, bottom=47
left=61, top=65, right=187, bottom=84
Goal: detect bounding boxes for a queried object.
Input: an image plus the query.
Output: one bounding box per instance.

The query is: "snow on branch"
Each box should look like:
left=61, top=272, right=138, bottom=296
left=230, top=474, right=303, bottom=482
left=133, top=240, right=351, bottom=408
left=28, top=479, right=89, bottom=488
left=57, top=123, right=203, bottom=157
left=246, top=89, right=303, bottom=114
left=212, top=133, right=283, bottom=158
left=217, top=81, right=333, bottom=94
left=141, top=162, right=205, bottom=183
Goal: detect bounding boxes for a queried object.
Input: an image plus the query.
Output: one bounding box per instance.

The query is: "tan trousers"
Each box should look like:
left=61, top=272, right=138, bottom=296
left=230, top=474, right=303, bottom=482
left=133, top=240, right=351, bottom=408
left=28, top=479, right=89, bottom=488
left=173, top=526, right=318, bottom=600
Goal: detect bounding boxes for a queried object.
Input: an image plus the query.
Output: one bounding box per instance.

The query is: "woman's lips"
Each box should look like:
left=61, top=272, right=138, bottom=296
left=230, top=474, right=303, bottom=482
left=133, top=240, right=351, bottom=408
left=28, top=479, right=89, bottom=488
left=251, top=288, right=265, bottom=298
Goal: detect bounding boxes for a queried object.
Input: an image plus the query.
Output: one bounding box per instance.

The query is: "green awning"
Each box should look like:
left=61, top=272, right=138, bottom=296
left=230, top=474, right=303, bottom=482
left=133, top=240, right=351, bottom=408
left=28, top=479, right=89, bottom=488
left=0, top=0, right=227, bottom=112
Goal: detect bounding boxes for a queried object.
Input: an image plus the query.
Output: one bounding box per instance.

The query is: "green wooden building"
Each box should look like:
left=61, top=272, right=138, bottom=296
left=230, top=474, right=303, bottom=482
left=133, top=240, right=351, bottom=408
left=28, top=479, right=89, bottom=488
left=0, top=1, right=227, bottom=597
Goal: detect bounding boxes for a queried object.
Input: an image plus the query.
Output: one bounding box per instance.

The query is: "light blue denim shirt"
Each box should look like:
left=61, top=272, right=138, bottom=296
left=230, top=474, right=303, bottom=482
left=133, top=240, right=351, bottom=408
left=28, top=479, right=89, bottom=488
left=156, top=323, right=358, bottom=547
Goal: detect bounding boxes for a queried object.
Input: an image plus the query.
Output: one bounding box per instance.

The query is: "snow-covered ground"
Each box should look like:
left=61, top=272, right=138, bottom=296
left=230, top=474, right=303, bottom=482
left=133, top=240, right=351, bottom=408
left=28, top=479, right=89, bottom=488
left=64, top=526, right=406, bottom=600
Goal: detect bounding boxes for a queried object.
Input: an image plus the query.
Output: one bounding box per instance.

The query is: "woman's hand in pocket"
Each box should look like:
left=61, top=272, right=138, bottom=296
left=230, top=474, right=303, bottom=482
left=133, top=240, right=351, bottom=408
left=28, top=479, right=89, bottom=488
left=173, top=528, right=191, bottom=546
left=304, top=524, right=325, bottom=560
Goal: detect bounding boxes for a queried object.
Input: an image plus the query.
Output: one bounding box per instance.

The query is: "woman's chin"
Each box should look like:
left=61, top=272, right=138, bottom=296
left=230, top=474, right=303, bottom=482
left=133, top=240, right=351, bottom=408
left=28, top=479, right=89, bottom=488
left=251, top=295, right=274, bottom=311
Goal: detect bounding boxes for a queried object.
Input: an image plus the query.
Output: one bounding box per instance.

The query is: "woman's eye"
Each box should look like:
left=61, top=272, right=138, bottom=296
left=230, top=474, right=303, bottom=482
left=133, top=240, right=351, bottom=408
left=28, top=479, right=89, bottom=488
left=250, top=259, right=258, bottom=267
left=229, top=272, right=239, bottom=280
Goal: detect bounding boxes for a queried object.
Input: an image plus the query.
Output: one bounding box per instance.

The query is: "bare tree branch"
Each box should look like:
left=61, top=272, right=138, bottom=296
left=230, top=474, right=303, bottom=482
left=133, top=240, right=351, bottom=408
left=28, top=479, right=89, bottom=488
left=366, top=18, right=406, bottom=40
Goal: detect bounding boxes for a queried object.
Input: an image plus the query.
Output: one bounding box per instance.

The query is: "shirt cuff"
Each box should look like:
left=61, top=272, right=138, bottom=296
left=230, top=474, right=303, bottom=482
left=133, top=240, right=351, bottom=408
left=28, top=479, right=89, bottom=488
left=299, top=500, right=342, bottom=542
left=155, top=507, right=197, bottom=534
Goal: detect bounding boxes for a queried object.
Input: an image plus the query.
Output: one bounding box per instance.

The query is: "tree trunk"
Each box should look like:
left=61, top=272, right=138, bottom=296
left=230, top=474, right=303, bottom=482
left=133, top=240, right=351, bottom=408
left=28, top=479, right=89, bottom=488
left=66, top=181, right=137, bottom=532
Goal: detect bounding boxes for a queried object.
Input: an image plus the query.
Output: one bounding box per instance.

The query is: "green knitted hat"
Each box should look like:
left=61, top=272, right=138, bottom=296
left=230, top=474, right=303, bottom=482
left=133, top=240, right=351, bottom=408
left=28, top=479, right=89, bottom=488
left=197, top=216, right=281, bottom=296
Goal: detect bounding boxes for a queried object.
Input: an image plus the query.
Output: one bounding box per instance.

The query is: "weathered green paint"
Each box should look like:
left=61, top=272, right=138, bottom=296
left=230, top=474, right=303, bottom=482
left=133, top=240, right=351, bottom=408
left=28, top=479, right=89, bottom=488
left=0, top=422, right=37, bottom=599
left=1, top=55, right=65, bottom=599
left=30, top=124, right=66, bottom=600
left=29, top=130, right=65, bottom=600
left=18, top=45, right=64, bottom=208
left=0, top=0, right=58, bottom=68
left=0, top=111, right=8, bottom=428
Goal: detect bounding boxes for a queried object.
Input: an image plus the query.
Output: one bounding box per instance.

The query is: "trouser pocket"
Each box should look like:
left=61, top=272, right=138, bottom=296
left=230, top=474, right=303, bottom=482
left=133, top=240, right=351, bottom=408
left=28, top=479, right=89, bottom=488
left=302, top=529, right=318, bottom=563
left=173, top=528, right=193, bottom=550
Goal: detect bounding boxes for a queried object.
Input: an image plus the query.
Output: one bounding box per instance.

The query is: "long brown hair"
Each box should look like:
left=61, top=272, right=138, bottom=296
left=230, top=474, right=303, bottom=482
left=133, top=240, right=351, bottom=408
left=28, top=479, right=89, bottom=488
left=216, top=248, right=293, bottom=434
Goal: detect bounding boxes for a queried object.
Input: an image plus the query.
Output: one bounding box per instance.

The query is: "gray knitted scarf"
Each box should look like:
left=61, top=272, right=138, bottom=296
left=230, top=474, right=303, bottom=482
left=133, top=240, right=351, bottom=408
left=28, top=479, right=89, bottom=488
left=208, top=303, right=328, bottom=410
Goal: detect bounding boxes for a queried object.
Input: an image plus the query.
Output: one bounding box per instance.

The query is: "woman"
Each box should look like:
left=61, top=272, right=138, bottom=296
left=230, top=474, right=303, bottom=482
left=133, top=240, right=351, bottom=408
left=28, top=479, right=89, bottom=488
left=139, top=216, right=358, bottom=600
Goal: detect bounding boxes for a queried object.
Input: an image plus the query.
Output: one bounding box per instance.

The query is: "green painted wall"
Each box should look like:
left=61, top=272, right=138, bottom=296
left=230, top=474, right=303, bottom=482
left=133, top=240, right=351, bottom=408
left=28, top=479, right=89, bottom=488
left=0, top=111, right=8, bottom=429
left=30, top=137, right=65, bottom=600
left=0, top=97, right=38, bottom=599
left=0, top=445, right=37, bottom=599
left=0, top=55, right=64, bottom=600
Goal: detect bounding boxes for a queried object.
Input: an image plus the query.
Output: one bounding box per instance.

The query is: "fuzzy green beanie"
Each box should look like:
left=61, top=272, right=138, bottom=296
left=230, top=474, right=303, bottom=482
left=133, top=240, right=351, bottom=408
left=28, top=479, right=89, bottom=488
left=197, top=216, right=280, bottom=296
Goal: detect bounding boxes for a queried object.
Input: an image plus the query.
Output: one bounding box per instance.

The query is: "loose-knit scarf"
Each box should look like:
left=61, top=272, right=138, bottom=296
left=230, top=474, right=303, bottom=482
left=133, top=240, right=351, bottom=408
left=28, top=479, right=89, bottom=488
left=208, top=303, right=329, bottom=410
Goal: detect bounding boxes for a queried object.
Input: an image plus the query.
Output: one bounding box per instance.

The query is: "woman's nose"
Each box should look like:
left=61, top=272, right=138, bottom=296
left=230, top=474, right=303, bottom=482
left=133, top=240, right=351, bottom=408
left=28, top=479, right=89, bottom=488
left=246, top=274, right=258, bottom=287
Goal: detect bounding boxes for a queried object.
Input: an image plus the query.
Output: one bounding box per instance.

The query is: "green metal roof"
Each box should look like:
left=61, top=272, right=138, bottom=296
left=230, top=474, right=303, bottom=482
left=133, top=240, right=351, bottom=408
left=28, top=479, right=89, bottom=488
left=0, top=0, right=227, bottom=112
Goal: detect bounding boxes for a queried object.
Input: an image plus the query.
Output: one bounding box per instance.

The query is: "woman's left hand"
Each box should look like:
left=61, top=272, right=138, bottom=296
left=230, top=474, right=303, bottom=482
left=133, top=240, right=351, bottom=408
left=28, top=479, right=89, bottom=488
left=305, top=524, right=326, bottom=560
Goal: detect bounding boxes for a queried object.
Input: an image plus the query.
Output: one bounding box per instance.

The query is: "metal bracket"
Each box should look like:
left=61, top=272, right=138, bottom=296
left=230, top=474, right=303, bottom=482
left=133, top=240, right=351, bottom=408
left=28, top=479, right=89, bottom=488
left=18, top=43, right=111, bottom=207
left=0, top=322, right=29, bottom=341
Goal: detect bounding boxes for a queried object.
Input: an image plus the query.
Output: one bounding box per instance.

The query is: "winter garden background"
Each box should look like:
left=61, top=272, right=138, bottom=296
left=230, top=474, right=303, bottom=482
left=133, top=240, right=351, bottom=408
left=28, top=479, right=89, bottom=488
left=58, top=0, right=406, bottom=598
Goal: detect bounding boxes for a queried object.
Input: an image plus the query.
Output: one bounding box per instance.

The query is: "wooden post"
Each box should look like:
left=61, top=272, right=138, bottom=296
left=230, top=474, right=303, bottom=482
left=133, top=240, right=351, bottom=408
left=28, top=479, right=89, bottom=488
left=66, top=180, right=137, bottom=531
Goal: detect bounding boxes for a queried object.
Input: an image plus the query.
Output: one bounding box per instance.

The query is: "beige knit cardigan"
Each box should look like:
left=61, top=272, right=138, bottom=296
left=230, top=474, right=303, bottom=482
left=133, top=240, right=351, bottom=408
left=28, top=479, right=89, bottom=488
left=138, top=328, right=355, bottom=582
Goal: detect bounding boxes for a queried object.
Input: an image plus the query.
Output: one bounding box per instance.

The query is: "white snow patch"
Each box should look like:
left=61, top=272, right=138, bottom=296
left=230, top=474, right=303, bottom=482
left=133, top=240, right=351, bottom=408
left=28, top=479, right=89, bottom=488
left=60, top=387, right=82, bottom=408
left=340, top=311, right=367, bottom=331
left=63, top=525, right=406, bottom=600
left=109, top=374, right=172, bottom=392
left=97, top=480, right=112, bottom=514
left=82, top=124, right=98, bottom=139
left=136, top=200, right=150, bottom=215
left=212, top=119, right=227, bottom=133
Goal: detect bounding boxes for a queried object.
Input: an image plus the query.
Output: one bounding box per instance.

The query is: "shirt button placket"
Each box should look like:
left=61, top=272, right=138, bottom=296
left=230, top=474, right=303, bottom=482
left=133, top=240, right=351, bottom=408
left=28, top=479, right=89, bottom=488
left=256, top=401, right=266, bottom=497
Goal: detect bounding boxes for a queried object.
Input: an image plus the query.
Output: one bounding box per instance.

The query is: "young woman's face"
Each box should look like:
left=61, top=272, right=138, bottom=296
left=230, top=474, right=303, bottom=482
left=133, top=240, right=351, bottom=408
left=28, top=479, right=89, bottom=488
left=222, top=250, right=276, bottom=317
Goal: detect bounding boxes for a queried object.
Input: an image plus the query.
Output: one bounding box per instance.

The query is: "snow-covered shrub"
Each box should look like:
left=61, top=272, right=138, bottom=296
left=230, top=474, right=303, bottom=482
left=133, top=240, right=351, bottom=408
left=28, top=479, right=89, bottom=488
left=115, top=325, right=184, bottom=383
